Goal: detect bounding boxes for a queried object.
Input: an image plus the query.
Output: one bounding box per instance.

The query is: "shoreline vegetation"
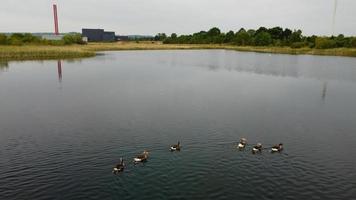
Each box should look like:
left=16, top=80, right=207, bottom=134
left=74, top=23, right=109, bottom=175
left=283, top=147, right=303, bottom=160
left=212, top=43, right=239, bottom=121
left=1, top=27, right=356, bottom=61
left=1, top=42, right=356, bottom=61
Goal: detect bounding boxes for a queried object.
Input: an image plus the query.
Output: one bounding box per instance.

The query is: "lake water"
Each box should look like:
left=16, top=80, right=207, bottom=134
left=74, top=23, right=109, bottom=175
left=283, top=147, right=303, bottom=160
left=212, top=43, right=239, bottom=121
left=1, top=50, right=356, bottom=200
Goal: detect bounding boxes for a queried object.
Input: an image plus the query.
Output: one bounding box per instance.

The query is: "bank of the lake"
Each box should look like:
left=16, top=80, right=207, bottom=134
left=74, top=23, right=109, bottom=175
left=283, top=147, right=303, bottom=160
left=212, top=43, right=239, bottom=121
left=1, top=42, right=356, bottom=61
left=0, top=45, right=95, bottom=61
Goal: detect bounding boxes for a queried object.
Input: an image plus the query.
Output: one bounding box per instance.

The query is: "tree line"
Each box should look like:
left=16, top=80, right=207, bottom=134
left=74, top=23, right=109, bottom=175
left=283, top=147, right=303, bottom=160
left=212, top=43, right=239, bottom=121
left=158, top=27, right=356, bottom=49
left=0, top=33, right=85, bottom=45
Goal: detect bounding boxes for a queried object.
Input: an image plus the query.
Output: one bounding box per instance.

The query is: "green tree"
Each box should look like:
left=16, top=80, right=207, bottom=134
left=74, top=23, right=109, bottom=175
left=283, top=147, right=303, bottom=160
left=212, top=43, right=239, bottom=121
left=306, top=35, right=317, bottom=48
left=154, top=33, right=167, bottom=41
left=289, top=30, right=302, bottom=43
left=255, top=27, right=268, bottom=36
left=191, top=31, right=207, bottom=44
left=207, top=27, right=221, bottom=37
left=22, top=33, right=39, bottom=43
left=10, top=33, right=24, bottom=45
left=282, top=28, right=292, bottom=40
left=247, top=29, right=256, bottom=36
left=254, top=31, right=272, bottom=46
left=63, top=33, right=85, bottom=44
left=0, top=33, right=8, bottom=44
left=154, top=26, right=354, bottom=48
left=224, top=30, right=235, bottom=43
left=350, top=37, right=356, bottom=48
left=315, top=37, right=337, bottom=49
left=268, top=27, right=284, bottom=40
left=334, top=34, right=347, bottom=47
left=234, top=29, right=250, bottom=45
left=171, top=33, right=177, bottom=39
left=238, top=28, right=246, bottom=33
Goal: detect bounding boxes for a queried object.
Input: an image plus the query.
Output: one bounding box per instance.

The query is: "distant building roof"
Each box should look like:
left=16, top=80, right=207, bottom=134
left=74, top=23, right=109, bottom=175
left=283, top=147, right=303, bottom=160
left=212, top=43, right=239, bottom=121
left=41, top=34, right=64, bottom=41
left=116, top=35, right=129, bottom=41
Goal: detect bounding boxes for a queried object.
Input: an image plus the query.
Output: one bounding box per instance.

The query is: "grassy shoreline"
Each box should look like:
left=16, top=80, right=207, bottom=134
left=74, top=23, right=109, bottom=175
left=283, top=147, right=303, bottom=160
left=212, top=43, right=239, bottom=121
left=0, top=45, right=95, bottom=61
left=1, top=42, right=356, bottom=61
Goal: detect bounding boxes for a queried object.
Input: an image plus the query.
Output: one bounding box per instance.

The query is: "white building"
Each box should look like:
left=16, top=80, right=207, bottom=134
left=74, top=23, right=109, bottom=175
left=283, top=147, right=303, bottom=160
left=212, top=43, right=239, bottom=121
left=41, top=34, right=64, bottom=41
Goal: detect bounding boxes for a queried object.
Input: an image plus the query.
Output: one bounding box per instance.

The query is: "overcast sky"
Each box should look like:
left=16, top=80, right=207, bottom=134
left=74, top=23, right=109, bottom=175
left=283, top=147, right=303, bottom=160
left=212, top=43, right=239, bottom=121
left=0, top=0, right=355, bottom=36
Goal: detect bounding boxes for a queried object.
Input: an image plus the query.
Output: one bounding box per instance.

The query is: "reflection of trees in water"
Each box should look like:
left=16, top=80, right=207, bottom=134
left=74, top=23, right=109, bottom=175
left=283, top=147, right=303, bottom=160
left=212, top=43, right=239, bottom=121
left=0, top=60, right=64, bottom=83
left=186, top=51, right=356, bottom=82
left=322, top=82, right=328, bottom=102
left=194, top=52, right=301, bottom=78
left=0, top=61, right=9, bottom=72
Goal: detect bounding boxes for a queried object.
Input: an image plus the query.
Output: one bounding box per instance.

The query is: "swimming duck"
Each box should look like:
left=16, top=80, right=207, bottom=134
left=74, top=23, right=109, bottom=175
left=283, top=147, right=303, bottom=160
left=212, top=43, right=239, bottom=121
left=112, top=158, right=125, bottom=174
left=170, top=141, right=181, bottom=151
left=134, top=150, right=149, bottom=163
left=237, top=138, right=247, bottom=149
left=271, top=143, right=283, bottom=153
left=252, top=143, right=263, bottom=154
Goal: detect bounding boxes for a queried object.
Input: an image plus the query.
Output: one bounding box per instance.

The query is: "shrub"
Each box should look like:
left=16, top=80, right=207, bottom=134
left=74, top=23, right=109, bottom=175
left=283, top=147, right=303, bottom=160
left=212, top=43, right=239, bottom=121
left=308, top=42, right=316, bottom=48
left=334, top=34, right=348, bottom=47
left=350, top=37, right=356, bottom=48
left=254, top=31, right=272, bottom=46
left=315, top=37, right=337, bottom=49
left=22, top=33, right=40, bottom=43
left=9, top=33, right=24, bottom=45
left=10, top=38, right=23, bottom=45
left=291, top=42, right=306, bottom=49
left=234, top=30, right=251, bottom=46
left=0, top=34, right=8, bottom=44
left=63, top=33, right=85, bottom=45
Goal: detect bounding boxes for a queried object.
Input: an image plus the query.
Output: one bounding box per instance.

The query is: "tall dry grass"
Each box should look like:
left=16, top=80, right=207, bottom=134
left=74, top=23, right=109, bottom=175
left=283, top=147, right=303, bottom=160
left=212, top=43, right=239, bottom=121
left=0, top=45, right=94, bottom=61
left=1, top=42, right=356, bottom=61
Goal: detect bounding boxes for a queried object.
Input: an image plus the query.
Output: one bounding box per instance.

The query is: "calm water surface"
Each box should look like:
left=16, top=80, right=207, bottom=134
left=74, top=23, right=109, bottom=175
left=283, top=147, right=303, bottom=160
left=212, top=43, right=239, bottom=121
left=0, top=50, right=356, bottom=199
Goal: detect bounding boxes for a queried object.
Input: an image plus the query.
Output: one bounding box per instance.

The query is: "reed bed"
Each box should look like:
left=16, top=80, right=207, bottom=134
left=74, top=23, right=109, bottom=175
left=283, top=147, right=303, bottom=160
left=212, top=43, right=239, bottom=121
left=0, top=45, right=94, bottom=61
left=226, top=46, right=356, bottom=57
left=1, top=42, right=356, bottom=61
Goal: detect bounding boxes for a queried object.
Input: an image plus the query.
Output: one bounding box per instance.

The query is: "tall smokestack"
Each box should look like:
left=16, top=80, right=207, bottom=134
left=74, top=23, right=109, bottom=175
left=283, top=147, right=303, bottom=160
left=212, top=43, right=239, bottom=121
left=53, top=4, right=59, bottom=35
left=332, top=0, right=338, bottom=36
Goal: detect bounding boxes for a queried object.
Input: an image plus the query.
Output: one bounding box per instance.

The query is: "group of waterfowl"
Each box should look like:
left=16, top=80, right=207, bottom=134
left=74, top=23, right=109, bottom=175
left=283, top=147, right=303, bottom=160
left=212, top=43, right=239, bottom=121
left=113, top=142, right=181, bottom=174
left=112, top=150, right=149, bottom=174
left=113, top=139, right=283, bottom=174
left=237, top=138, right=283, bottom=154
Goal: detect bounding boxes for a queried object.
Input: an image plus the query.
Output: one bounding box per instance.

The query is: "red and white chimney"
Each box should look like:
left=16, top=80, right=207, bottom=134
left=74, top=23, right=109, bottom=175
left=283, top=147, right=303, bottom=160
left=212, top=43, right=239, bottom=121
left=53, top=4, right=59, bottom=35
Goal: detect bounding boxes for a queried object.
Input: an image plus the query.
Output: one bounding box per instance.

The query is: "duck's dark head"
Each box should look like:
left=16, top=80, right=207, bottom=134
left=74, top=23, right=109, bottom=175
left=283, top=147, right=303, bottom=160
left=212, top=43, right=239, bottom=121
left=279, top=143, right=283, bottom=147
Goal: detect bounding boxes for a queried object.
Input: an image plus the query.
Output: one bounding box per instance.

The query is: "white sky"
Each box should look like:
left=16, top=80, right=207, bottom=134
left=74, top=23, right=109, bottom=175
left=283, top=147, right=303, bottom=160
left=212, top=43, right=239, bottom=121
left=0, top=0, right=355, bottom=36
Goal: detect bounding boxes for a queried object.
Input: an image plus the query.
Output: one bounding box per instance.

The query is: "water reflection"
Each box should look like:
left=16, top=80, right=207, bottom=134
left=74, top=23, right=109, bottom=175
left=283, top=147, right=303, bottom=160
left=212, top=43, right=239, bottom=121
left=1, top=51, right=356, bottom=200
left=0, top=61, right=9, bottom=72
left=322, top=82, right=328, bottom=102
left=164, top=50, right=356, bottom=82
left=1, top=60, right=63, bottom=82
left=224, top=54, right=356, bottom=82
left=57, top=60, right=62, bottom=82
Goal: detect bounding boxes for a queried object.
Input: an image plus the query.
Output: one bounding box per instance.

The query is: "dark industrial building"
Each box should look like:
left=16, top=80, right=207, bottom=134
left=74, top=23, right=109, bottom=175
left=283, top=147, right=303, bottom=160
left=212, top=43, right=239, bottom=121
left=82, top=29, right=116, bottom=42
left=103, top=31, right=115, bottom=41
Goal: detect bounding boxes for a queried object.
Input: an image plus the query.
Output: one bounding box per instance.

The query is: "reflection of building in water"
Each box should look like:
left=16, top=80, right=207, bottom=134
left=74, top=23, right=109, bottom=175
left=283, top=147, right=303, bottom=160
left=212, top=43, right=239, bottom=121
left=322, top=82, right=328, bottom=102
left=57, top=60, right=62, bottom=82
